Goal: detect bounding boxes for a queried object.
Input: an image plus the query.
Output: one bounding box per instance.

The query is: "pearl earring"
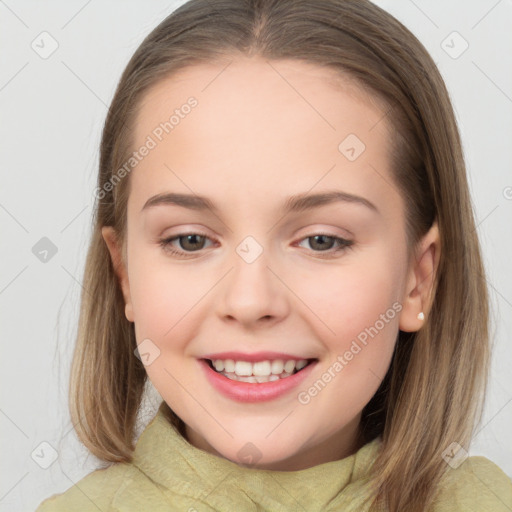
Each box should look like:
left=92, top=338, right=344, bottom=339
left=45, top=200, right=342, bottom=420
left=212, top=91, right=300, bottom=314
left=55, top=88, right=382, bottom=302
left=417, top=312, right=425, bottom=321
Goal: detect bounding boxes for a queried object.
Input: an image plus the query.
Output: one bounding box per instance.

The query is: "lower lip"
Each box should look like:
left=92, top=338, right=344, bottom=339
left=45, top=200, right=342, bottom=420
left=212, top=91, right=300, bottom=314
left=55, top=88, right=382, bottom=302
left=199, top=359, right=317, bottom=403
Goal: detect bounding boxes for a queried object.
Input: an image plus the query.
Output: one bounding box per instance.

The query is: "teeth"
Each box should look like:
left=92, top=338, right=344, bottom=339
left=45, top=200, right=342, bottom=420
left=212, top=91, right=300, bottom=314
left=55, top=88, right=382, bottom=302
left=284, top=360, right=296, bottom=373
left=235, top=361, right=253, bottom=376
left=221, top=372, right=292, bottom=383
left=213, top=360, right=225, bottom=372
left=224, top=359, right=235, bottom=372
left=271, top=360, right=284, bottom=374
left=210, top=358, right=310, bottom=380
left=256, top=375, right=278, bottom=383
left=237, top=375, right=258, bottom=383
left=253, top=360, right=271, bottom=376
left=296, top=359, right=308, bottom=370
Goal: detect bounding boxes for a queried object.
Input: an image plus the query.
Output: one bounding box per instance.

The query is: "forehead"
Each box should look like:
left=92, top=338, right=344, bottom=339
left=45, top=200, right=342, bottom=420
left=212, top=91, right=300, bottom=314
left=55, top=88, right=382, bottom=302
left=128, top=56, right=397, bottom=216
left=135, top=56, right=387, bottom=137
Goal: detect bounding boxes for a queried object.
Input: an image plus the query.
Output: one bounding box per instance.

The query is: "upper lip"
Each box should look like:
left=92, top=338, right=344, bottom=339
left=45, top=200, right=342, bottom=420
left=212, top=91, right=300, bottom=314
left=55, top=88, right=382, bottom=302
left=201, top=351, right=316, bottom=362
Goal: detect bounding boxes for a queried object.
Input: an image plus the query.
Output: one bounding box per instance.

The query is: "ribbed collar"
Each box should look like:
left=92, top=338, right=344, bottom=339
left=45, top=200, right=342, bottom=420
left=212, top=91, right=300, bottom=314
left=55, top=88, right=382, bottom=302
left=125, top=402, right=382, bottom=511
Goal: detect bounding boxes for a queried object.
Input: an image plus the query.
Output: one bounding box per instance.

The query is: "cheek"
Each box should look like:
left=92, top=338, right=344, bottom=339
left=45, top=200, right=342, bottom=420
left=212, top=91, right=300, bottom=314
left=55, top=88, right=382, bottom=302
left=292, top=250, right=402, bottom=365
left=292, top=261, right=400, bottom=421
left=127, top=252, right=205, bottom=346
left=127, top=255, right=208, bottom=399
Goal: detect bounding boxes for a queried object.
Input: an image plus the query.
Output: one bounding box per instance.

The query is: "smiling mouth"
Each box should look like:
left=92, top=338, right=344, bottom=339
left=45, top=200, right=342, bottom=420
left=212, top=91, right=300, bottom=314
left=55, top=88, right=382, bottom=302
left=203, top=358, right=317, bottom=383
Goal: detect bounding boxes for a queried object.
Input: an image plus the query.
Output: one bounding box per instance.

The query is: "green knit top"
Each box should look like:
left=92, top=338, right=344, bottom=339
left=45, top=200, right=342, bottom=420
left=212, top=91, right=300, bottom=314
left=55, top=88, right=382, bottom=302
left=36, top=402, right=512, bottom=511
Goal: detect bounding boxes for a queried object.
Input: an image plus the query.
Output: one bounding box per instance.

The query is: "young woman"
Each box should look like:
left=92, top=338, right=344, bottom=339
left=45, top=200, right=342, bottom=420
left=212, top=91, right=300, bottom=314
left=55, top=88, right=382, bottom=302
left=37, top=1, right=512, bottom=510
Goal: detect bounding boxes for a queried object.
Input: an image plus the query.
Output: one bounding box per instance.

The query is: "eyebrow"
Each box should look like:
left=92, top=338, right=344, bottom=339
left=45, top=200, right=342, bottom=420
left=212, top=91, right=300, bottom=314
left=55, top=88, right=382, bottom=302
left=141, top=190, right=378, bottom=214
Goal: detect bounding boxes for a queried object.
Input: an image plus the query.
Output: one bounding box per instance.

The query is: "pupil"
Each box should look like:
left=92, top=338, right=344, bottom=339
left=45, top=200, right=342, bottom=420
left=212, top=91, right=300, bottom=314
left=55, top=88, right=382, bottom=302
left=181, top=234, right=204, bottom=251
left=310, top=235, right=334, bottom=251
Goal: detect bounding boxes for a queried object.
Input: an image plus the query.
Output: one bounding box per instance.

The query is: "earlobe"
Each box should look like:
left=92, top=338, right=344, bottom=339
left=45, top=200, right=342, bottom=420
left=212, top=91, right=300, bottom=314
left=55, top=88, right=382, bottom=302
left=399, top=222, right=440, bottom=332
left=101, top=226, right=134, bottom=323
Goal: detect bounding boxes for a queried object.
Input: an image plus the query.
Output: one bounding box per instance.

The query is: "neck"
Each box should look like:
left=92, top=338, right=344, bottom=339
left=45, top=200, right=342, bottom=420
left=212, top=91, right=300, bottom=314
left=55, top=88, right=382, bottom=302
left=184, top=413, right=363, bottom=471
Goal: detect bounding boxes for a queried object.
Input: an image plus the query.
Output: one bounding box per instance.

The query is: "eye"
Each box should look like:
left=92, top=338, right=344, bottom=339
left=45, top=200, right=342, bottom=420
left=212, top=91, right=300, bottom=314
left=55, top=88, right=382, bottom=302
left=159, top=232, right=215, bottom=257
left=159, top=231, right=353, bottom=259
left=296, top=233, right=353, bottom=257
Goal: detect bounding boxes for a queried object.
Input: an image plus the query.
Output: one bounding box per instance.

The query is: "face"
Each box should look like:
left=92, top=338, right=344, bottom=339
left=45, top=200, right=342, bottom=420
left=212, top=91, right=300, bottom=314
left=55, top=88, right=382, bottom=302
left=103, top=56, right=438, bottom=470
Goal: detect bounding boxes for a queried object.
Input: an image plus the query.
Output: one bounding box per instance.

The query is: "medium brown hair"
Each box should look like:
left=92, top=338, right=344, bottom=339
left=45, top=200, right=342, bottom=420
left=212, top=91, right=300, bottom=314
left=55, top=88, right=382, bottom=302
left=69, top=1, right=490, bottom=510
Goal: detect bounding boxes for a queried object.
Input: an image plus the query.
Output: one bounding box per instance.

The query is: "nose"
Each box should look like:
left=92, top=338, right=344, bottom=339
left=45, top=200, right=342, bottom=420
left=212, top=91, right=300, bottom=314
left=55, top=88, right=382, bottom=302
left=215, top=243, right=290, bottom=329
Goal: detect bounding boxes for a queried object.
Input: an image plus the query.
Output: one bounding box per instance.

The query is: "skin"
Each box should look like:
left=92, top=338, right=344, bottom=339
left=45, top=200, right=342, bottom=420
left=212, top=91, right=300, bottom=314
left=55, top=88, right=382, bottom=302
left=102, top=56, right=440, bottom=471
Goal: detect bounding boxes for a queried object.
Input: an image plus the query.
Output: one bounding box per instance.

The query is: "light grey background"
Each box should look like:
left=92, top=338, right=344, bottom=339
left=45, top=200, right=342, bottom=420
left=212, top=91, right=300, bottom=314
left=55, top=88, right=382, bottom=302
left=1, top=1, right=511, bottom=510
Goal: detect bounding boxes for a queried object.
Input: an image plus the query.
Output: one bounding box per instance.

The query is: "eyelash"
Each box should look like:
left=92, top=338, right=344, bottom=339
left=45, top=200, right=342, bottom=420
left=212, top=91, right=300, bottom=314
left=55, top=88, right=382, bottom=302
left=159, top=231, right=354, bottom=259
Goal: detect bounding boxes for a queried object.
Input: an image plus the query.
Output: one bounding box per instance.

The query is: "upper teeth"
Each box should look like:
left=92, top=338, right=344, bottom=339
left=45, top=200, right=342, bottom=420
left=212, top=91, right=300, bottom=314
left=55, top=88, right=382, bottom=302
left=212, top=359, right=308, bottom=376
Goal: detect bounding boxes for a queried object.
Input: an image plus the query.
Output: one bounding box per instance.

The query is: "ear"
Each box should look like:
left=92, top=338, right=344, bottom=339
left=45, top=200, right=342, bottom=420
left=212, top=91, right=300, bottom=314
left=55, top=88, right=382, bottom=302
left=399, top=221, right=441, bottom=332
left=101, top=226, right=134, bottom=323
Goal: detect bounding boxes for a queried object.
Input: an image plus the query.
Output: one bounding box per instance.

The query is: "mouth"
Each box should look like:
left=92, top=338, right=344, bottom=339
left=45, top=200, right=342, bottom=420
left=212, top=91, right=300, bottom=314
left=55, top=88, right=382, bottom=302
left=202, top=357, right=318, bottom=383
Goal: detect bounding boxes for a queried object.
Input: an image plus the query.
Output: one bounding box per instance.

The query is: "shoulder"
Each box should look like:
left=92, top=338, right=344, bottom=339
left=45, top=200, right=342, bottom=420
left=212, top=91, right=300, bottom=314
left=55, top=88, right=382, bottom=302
left=432, top=455, right=512, bottom=511
left=35, top=461, right=139, bottom=511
